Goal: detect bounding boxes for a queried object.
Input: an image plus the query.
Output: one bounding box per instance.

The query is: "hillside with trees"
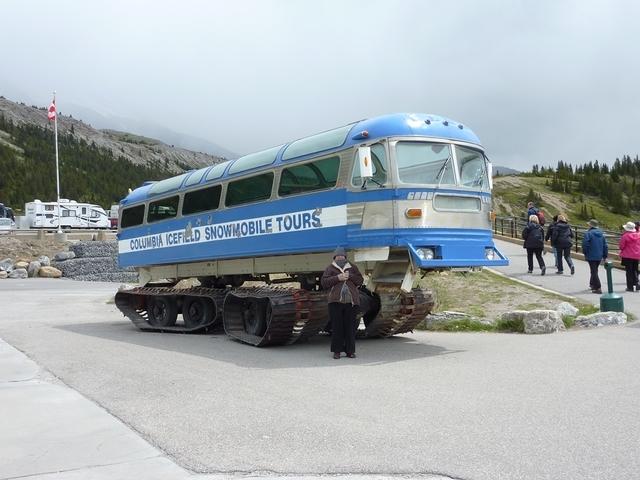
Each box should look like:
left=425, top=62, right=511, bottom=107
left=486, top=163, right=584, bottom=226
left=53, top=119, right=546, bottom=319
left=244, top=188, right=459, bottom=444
left=493, top=156, right=640, bottom=230
left=0, top=95, right=229, bottom=212
left=0, top=115, right=178, bottom=210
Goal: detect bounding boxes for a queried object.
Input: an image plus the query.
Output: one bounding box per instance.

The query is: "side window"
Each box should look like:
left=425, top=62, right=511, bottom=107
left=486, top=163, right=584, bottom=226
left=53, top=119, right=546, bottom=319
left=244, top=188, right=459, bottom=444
left=147, top=195, right=179, bottom=223
left=120, top=205, right=145, bottom=228
left=182, top=185, right=222, bottom=215
left=81, top=207, right=87, bottom=215
left=278, top=156, right=340, bottom=196
left=351, top=144, right=388, bottom=186
left=45, top=205, right=55, bottom=211
left=226, top=173, right=273, bottom=207
left=62, top=210, right=70, bottom=217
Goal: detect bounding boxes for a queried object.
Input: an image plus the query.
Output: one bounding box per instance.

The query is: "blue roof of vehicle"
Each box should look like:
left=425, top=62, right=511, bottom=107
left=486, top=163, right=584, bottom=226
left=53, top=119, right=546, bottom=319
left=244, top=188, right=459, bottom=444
left=121, top=113, right=481, bottom=205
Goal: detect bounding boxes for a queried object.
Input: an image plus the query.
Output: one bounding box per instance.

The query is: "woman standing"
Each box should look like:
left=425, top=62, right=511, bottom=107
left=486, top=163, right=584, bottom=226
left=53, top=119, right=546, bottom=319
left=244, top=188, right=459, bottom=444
left=619, top=222, right=640, bottom=292
left=551, top=214, right=575, bottom=275
left=522, top=215, right=546, bottom=275
left=321, top=247, right=364, bottom=359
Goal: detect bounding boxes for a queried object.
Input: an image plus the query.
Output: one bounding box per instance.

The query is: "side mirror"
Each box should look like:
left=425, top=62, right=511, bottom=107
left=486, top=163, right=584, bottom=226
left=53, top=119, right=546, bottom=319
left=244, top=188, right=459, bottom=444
left=357, top=146, right=373, bottom=180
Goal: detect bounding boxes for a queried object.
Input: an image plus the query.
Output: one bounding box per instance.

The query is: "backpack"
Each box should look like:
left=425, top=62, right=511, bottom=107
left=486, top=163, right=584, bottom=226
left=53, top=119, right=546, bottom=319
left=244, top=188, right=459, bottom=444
left=536, top=211, right=546, bottom=226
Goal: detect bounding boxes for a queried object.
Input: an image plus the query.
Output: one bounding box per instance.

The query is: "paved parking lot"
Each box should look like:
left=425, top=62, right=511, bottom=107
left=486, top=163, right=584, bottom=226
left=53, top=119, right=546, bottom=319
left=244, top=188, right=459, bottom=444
left=1, top=278, right=639, bottom=480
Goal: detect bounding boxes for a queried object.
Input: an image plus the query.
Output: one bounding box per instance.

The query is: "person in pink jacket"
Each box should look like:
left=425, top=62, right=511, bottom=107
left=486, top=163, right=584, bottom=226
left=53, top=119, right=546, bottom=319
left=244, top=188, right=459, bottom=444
left=619, top=221, right=640, bottom=291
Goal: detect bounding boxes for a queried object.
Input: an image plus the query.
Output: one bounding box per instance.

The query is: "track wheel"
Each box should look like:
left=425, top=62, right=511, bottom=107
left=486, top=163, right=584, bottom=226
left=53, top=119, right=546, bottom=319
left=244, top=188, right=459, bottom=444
left=183, top=296, right=214, bottom=328
left=146, top=296, right=178, bottom=327
left=242, top=298, right=269, bottom=337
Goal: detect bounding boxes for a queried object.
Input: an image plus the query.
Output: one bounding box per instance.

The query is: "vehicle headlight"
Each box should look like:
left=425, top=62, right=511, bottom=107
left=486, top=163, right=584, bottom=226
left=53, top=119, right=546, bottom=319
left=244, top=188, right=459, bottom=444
left=485, top=248, right=495, bottom=260
left=416, top=248, right=435, bottom=261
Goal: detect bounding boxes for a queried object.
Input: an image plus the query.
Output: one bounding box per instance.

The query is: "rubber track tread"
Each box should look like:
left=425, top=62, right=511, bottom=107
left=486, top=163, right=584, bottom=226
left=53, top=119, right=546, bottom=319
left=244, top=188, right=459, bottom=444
left=223, top=287, right=328, bottom=346
left=114, top=286, right=228, bottom=333
left=363, top=287, right=434, bottom=337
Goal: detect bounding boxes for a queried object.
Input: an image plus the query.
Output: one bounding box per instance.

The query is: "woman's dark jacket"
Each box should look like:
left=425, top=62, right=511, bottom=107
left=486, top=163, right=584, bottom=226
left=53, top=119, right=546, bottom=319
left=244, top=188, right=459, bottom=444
left=321, top=261, right=364, bottom=306
left=551, top=221, right=573, bottom=248
left=522, top=222, right=544, bottom=249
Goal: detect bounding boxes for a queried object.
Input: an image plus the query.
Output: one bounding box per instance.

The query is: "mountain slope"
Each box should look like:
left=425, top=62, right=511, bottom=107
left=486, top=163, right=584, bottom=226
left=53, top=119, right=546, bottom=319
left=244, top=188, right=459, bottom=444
left=492, top=174, right=634, bottom=230
left=0, top=96, right=226, bottom=173
left=0, top=96, right=230, bottom=211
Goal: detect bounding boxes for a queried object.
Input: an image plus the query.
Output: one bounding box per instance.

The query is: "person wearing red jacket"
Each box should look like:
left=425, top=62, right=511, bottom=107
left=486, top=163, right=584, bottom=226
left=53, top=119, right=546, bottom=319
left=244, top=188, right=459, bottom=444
left=321, top=247, right=364, bottom=359
left=619, top=222, right=640, bottom=292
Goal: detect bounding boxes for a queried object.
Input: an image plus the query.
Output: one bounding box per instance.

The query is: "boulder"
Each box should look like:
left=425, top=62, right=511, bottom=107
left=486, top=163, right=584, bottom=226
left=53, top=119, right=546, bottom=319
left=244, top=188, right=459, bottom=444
left=556, top=302, right=579, bottom=318
left=54, top=251, right=76, bottom=261
left=0, top=258, right=14, bottom=272
left=15, top=260, right=29, bottom=270
left=27, top=261, right=41, bottom=278
left=523, top=310, right=566, bottom=334
left=39, top=266, right=62, bottom=278
left=575, top=312, right=627, bottom=328
left=8, top=268, right=28, bottom=279
left=0, top=271, right=7, bottom=279
left=37, top=255, right=51, bottom=267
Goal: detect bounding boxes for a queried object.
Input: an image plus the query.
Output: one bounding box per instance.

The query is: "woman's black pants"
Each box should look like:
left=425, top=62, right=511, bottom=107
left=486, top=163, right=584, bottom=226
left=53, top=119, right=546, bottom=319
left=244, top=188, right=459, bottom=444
left=329, top=302, right=356, bottom=354
left=526, top=248, right=545, bottom=271
left=622, top=258, right=639, bottom=290
left=555, top=246, right=574, bottom=272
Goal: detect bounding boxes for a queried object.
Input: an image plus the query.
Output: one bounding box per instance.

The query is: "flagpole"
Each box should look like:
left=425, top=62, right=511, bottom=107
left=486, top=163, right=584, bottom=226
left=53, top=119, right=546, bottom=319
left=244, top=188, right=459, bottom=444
left=53, top=91, right=62, bottom=233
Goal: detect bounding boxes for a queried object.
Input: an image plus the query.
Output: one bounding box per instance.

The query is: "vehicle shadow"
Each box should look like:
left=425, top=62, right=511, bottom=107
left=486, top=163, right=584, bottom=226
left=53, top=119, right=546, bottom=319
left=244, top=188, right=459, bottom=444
left=56, top=319, right=460, bottom=369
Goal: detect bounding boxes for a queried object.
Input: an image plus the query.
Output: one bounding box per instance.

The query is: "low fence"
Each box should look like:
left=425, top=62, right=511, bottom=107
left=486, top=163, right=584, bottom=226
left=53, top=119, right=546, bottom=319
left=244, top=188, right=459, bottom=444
left=493, top=216, right=622, bottom=256
left=3, top=229, right=117, bottom=241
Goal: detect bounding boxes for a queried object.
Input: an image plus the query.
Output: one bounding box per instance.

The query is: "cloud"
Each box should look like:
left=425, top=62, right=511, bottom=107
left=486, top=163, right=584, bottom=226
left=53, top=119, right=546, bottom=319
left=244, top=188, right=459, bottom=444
left=1, top=0, right=639, bottom=170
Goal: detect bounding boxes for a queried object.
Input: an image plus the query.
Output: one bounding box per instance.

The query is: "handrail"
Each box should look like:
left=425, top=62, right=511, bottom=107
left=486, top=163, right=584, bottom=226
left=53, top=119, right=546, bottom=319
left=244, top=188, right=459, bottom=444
left=493, top=216, right=621, bottom=254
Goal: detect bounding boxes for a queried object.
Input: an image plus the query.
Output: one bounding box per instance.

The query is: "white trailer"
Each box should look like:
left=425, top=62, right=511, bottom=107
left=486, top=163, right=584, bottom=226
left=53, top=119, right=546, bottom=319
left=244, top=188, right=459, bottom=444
left=24, top=199, right=109, bottom=229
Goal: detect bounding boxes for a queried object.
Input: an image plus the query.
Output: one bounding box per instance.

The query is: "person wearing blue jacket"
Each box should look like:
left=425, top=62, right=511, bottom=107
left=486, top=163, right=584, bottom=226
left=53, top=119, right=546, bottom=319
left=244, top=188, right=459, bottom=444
left=582, top=219, right=608, bottom=294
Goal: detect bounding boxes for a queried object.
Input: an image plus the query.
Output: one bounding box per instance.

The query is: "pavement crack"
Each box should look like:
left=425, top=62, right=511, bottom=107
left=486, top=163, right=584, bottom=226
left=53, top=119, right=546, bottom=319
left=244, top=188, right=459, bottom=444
left=0, top=454, right=163, bottom=480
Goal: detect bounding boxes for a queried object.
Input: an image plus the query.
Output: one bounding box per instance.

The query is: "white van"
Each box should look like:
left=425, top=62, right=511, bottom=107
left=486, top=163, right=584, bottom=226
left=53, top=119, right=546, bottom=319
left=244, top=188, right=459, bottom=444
left=24, top=199, right=109, bottom=229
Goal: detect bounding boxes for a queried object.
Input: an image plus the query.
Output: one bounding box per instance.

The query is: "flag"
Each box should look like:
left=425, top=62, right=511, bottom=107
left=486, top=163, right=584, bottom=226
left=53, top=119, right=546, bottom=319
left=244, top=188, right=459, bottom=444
left=48, top=99, right=56, bottom=121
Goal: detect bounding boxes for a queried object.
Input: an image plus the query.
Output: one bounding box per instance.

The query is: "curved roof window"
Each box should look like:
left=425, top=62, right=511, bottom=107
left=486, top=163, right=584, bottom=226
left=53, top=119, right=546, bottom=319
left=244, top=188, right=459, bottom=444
left=282, top=123, right=354, bottom=161
left=227, top=145, right=282, bottom=175
left=205, top=160, right=232, bottom=182
left=184, top=167, right=209, bottom=187
left=148, top=173, right=189, bottom=196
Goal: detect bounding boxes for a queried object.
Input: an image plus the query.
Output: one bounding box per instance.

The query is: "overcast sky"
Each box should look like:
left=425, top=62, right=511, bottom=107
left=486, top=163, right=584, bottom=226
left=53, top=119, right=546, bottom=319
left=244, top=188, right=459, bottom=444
left=1, top=0, right=639, bottom=170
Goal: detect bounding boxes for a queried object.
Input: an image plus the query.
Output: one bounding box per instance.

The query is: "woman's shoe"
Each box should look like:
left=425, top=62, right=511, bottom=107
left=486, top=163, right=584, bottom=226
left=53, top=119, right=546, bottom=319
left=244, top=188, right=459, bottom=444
left=570, top=265, right=575, bottom=275
left=333, top=352, right=340, bottom=359
left=626, top=288, right=635, bottom=292
left=527, top=270, right=533, bottom=274
left=541, top=267, right=546, bottom=276
left=555, top=271, right=563, bottom=274
left=346, top=353, right=356, bottom=358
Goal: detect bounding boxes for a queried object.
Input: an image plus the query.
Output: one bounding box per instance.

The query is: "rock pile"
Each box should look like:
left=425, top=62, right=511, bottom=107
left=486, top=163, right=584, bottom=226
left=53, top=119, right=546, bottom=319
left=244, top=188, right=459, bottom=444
left=1, top=241, right=138, bottom=283
left=0, top=256, right=61, bottom=279
left=53, top=241, right=138, bottom=283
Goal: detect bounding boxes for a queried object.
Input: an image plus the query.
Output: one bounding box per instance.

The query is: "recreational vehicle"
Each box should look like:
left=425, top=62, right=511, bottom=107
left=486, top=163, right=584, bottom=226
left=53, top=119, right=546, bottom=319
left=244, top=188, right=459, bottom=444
left=25, top=199, right=109, bottom=229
